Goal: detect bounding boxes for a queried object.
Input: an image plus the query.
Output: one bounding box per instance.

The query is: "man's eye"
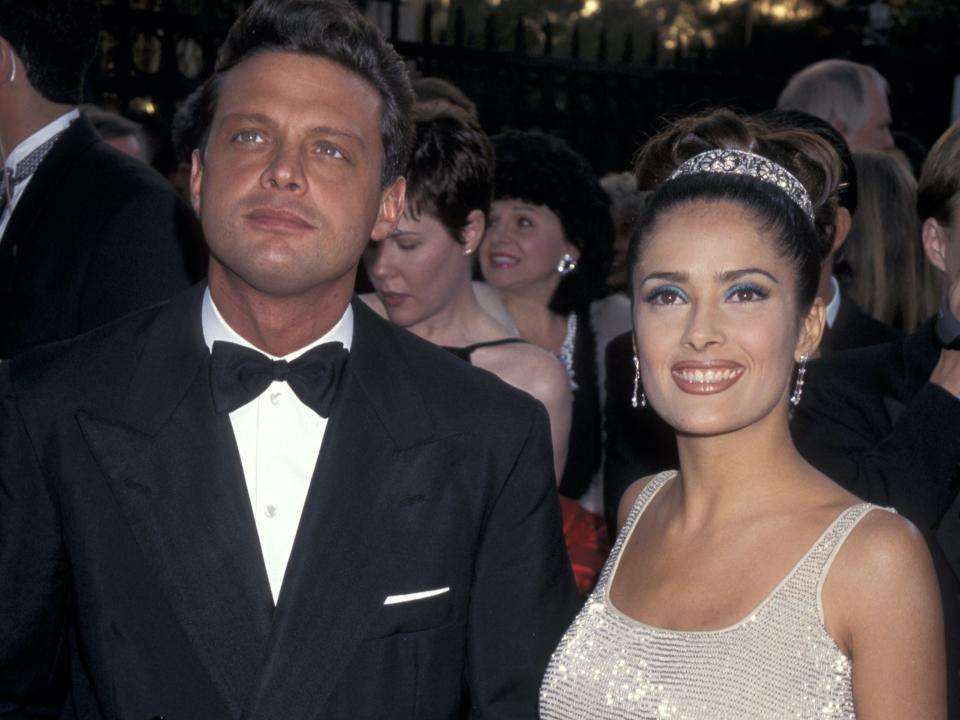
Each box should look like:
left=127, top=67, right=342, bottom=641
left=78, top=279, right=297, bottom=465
left=317, top=143, right=345, bottom=160
left=232, top=130, right=265, bottom=144
left=517, top=216, right=533, bottom=228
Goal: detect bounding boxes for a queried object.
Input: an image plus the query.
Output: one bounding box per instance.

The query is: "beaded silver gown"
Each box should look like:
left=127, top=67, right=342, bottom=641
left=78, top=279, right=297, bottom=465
left=539, top=470, right=883, bottom=720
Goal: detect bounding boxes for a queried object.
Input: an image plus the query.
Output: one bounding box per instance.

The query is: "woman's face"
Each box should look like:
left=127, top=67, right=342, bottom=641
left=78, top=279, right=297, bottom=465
left=480, top=198, right=578, bottom=296
left=364, top=210, right=472, bottom=329
left=632, top=200, right=822, bottom=437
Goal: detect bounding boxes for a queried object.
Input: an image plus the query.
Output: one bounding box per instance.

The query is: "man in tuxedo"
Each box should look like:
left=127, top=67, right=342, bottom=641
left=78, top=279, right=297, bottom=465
left=0, top=1, right=578, bottom=718
left=0, top=0, right=203, bottom=358
left=792, top=121, right=960, bottom=714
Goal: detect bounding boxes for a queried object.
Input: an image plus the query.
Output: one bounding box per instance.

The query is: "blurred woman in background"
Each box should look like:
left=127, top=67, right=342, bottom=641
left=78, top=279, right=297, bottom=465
left=845, top=151, right=940, bottom=331
left=363, top=108, right=572, bottom=482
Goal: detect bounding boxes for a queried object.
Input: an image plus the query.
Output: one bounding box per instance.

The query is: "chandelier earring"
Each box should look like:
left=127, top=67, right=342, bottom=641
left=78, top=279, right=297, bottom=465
left=789, top=353, right=808, bottom=407
left=631, top=353, right=646, bottom=409
left=557, top=253, right=578, bottom=277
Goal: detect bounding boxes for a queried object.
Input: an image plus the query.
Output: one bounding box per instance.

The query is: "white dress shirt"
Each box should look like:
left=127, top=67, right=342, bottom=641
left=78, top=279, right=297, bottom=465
left=0, top=109, right=79, bottom=242
left=825, top=275, right=842, bottom=329
left=201, top=288, right=353, bottom=602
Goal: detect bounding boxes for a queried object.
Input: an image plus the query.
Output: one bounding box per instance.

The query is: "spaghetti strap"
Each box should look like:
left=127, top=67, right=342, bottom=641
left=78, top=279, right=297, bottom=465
left=442, top=337, right=526, bottom=361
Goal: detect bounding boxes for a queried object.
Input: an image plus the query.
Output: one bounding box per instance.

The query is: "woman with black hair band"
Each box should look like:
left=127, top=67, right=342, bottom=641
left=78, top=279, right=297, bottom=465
left=479, top=131, right=617, bottom=591
left=539, top=109, right=945, bottom=719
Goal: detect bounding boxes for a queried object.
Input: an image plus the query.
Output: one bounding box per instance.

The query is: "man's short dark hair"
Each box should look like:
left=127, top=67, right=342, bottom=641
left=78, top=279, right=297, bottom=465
left=171, top=86, right=205, bottom=164
left=412, top=76, right=478, bottom=119
left=197, top=0, right=414, bottom=186
left=0, top=0, right=100, bottom=104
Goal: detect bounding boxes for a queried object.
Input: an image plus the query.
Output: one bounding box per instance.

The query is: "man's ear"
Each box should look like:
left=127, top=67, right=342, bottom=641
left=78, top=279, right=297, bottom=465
left=797, top=296, right=826, bottom=360
left=189, top=149, right=203, bottom=216
left=461, top=209, right=486, bottom=255
left=0, top=39, right=12, bottom=84
left=371, top=176, right=405, bottom=241
left=831, top=206, right=853, bottom=255
left=921, top=217, right=948, bottom=274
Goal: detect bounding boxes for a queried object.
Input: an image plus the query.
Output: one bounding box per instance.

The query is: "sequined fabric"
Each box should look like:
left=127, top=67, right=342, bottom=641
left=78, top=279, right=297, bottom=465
left=540, top=471, right=881, bottom=719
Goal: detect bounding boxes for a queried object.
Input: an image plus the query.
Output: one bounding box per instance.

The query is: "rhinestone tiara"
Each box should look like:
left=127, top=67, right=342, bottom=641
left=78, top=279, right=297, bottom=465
left=666, top=148, right=815, bottom=221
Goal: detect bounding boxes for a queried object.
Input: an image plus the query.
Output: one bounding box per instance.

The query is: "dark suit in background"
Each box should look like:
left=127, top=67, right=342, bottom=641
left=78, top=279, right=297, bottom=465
left=819, top=289, right=902, bottom=354
left=0, top=286, right=578, bottom=719
left=792, top=319, right=960, bottom=715
left=0, top=114, right=204, bottom=357
left=602, top=331, right=678, bottom=531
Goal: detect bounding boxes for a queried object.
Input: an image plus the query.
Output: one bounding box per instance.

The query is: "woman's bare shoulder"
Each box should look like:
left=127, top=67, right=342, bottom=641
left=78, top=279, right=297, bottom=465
left=823, top=505, right=940, bottom=650
left=616, top=472, right=672, bottom=531
left=474, top=341, right=569, bottom=400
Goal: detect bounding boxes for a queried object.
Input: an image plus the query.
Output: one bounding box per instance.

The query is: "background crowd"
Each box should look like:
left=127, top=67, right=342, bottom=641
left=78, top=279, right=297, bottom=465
left=0, top=0, right=957, bottom=717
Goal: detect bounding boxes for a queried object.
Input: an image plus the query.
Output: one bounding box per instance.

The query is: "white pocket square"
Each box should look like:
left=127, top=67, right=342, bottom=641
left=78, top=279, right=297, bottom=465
left=383, top=587, right=450, bottom=605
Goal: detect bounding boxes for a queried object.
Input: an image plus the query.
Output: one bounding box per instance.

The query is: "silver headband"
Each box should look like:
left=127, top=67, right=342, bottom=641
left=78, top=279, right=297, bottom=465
left=666, top=149, right=815, bottom=222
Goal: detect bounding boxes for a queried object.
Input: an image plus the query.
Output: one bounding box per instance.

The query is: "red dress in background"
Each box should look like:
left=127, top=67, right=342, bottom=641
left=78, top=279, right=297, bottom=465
left=558, top=496, right=610, bottom=595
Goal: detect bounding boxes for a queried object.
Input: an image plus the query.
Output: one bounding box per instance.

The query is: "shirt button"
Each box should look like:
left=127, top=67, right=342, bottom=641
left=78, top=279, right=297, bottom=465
left=270, top=392, right=282, bottom=405
left=264, top=504, right=277, bottom=518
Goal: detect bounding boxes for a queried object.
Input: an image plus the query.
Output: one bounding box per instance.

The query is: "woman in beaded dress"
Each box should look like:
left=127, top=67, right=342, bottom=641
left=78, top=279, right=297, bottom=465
left=539, top=109, right=945, bottom=719
left=479, top=130, right=617, bottom=589
left=362, top=107, right=572, bottom=482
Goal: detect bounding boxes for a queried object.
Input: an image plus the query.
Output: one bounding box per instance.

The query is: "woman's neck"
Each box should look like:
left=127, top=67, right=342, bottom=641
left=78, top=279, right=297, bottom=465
left=408, top=280, right=506, bottom=348
left=500, top=289, right=569, bottom=354
left=669, top=408, right=813, bottom=527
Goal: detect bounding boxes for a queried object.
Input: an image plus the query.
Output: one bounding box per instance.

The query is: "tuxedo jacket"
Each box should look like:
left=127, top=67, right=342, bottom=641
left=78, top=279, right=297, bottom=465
left=819, top=289, right=902, bottom=354
left=0, top=115, right=204, bottom=358
left=0, top=285, right=579, bottom=720
left=791, top=319, right=960, bottom=713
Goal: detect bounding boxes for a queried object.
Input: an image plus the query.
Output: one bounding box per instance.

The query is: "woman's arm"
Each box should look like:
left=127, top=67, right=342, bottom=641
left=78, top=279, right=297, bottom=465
left=823, top=509, right=946, bottom=719
left=476, top=344, right=572, bottom=482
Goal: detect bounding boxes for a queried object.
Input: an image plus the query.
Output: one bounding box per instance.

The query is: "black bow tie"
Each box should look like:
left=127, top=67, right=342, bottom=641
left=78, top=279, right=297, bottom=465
left=210, top=340, right=349, bottom=417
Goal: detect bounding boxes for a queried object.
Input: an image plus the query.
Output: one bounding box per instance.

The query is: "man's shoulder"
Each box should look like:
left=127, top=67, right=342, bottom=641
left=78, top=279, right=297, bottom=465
left=828, top=291, right=903, bottom=352
left=39, top=117, right=182, bottom=212
left=5, top=295, right=179, bottom=409
left=353, top=302, right=544, bottom=426
left=807, top=338, right=900, bottom=405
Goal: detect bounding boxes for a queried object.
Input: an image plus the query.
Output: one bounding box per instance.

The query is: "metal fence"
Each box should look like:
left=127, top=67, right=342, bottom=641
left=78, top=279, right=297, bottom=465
left=86, top=1, right=856, bottom=174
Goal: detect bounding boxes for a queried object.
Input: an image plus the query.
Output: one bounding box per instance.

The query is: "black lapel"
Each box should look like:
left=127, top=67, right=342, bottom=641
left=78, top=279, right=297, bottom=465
left=76, top=284, right=274, bottom=718
left=878, top=320, right=940, bottom=426
left=246, top=300, right=437, bottom=719
left=938, top=489, right=960, bottom=585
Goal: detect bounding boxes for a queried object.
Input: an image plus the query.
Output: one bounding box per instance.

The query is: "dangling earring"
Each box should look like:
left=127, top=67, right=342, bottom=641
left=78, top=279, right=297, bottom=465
left=631, top=353, right=646, bottom=409
left=789, top=353, right=808, bottom=407
left=557, top=253, right=577, bottom=276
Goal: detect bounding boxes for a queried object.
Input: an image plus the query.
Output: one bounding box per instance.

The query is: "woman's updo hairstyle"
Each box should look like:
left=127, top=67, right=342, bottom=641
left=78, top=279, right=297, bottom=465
left=630, top=109, right=842, bottom=313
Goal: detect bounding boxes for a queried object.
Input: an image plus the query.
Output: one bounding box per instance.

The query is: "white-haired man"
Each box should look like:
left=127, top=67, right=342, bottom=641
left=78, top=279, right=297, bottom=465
left=778, top=58, right=894, bottom=153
